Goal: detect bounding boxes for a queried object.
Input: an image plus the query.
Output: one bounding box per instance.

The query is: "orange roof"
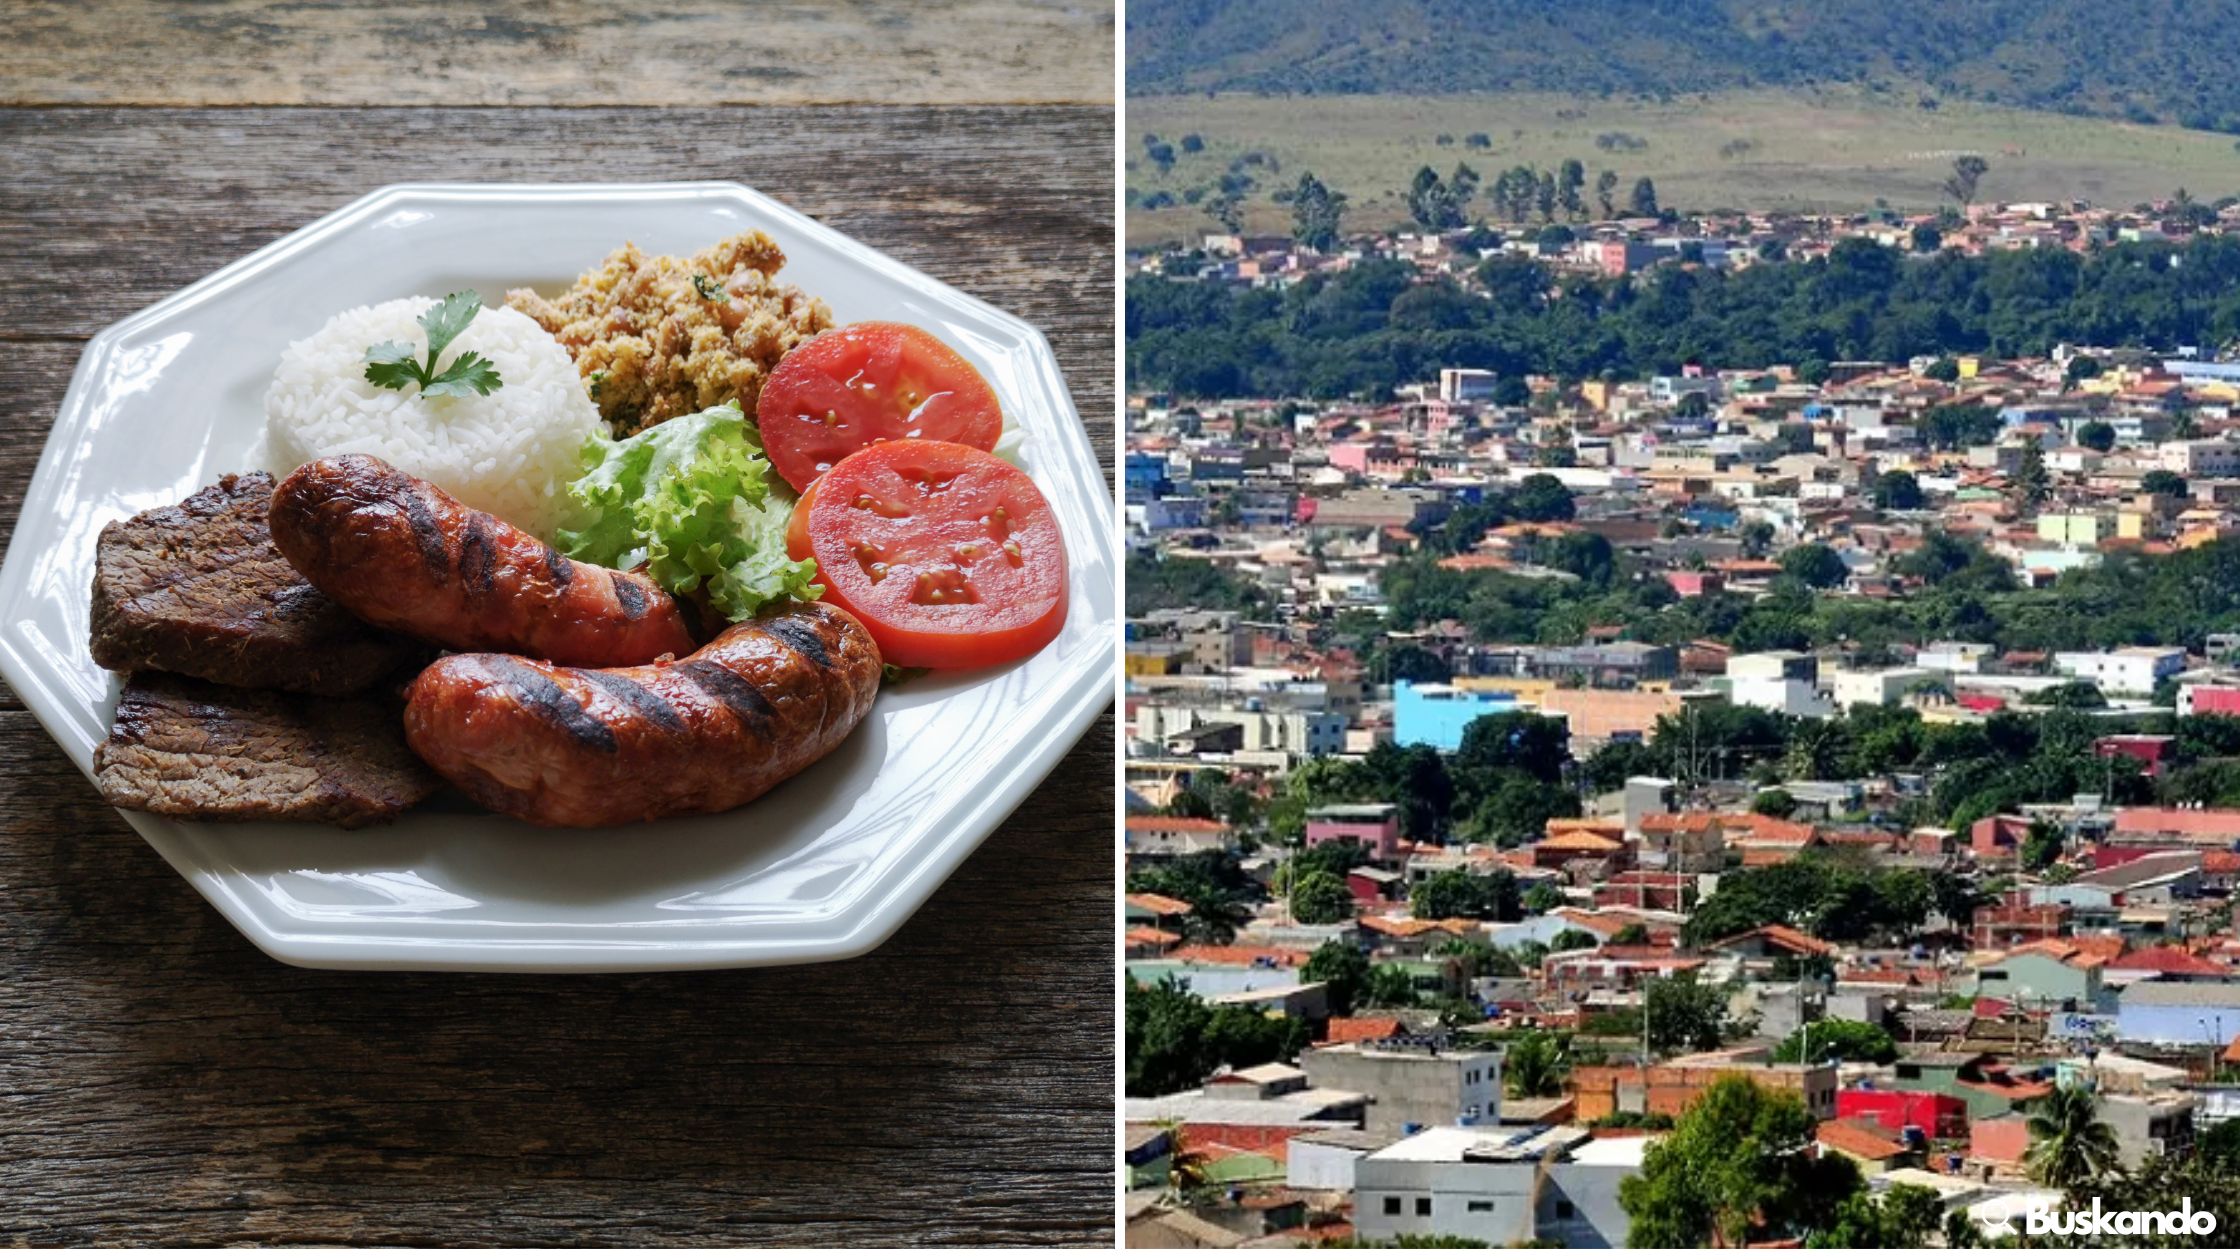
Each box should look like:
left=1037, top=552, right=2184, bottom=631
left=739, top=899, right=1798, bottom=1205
left=1544, top=818, right=1626, bottom=838
left=1319, top=1016, right=1406, bottom=1046
left=1124, top=816, right=1232, bottom=832
left=1541, top=831, right=1626, bottom=852
left=1641, top=812, right=1720, bottom=833
left=1168, top=944, right=1311, bottom=968
left=1712, top=923, right=1835, bottom=956
left=1818, top=1118, right=1909, bottom=1161
left=2111, top=946, right=2229, bottom=977
left=1127, top=892, right=1194, bottom=917
left=1722, top=814, right=1817, bottom=844
left=1126, top=926, right=1181, bottom=949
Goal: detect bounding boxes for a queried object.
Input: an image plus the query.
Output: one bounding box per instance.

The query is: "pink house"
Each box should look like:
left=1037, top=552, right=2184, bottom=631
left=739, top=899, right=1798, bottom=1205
left=1305, top=803, right=1402, bottom=861
left=1667, top=570, right=1725, bottom=599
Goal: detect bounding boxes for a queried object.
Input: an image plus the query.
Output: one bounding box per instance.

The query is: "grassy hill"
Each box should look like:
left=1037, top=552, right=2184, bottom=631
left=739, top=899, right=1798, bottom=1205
left=1127, top=0, right=2240, bottom=130
left=1125, top=87, right=2240, bottom=247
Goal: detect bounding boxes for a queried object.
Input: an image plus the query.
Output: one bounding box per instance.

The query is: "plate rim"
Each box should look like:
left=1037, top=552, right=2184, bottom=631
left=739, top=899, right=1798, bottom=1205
left=0, top=180, right=1115, bottom=972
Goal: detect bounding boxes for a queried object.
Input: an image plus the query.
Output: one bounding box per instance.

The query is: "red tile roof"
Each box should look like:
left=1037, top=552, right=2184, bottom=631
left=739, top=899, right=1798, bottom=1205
left=1126, top=926, right=1181, bottom=950
left=2111, top=946, right=2230, bottom=977
left=1169, top=944, right=1312, bottom=968
left=1711, top=923, right=1835, bottom=956
left=1319, top=1016, right=1407, bottom=1046
left=1127, top=892, right=1194, bottom=917
left=1818, top=1118, right=1909, bottom=1161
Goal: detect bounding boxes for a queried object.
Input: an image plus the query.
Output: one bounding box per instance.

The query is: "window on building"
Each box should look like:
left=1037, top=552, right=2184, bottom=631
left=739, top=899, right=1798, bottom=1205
left=1555, top=1201, right=1576, bottom=1220
left=1468, top=1200, right=1495, bottom=1213
left=1416, top=1198, right=1432, bottom=1217
left=1383, top=1197, right=1401, bottom=1216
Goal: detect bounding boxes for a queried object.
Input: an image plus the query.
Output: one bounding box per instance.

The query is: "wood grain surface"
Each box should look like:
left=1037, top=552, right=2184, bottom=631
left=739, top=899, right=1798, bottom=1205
left=3, top=0, right=1116, bottom=106
left=0, top=98, right=1117, bottom=1247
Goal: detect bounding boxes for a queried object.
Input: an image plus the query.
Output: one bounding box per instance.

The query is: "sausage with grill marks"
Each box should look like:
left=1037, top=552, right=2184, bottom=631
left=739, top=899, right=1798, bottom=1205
left=269, top=454, right=697, bottom=668
left=401, top=601, right=883, bottom=827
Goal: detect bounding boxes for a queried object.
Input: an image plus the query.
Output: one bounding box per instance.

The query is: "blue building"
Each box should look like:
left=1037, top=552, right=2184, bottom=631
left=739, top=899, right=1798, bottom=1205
left=1394, top=681, right=1519, bottom=753
left=2114, top=980, right=2240, bottom=1047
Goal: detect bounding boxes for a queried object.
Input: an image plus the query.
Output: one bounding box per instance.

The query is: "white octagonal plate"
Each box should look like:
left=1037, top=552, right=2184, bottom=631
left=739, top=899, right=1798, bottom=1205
left=0, top=182, right=1116, bottom=971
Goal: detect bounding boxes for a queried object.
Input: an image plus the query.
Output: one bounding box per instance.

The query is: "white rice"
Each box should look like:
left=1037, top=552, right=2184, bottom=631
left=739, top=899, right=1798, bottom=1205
left=263, top=296, right=605, bottom=539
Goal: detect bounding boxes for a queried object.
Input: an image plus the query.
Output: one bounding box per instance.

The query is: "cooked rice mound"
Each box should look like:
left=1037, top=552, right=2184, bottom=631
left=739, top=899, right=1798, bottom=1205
left=506, top=231, right=834, bottom=437
left=263, top=297, right=605, bottom=540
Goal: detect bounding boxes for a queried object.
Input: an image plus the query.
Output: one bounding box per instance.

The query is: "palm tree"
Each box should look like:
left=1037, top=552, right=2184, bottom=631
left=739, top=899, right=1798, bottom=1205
left=2025, top=1086, right=2120, bottom=1189
left=1505, top=1030, right=1569, bottom=1099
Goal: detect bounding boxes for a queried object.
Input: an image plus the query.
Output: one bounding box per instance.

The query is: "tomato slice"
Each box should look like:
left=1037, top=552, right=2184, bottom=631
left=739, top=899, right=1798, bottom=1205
left=756, top=322, right=1004, bottom=492
left=788, top=440, right=1067, bottom=669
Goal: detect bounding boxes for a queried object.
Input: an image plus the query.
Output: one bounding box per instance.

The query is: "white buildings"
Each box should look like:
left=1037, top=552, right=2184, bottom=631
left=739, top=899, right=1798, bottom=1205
left=1133, top=702, right=1349, bottom=762
left=1916, top=641, right=1993, bottom=674
left=2053, top=646, right=2186, bottom=697
left=1725, top=652, right=1833, bottom=718
left=1829, top=666, right=1940, bottom=709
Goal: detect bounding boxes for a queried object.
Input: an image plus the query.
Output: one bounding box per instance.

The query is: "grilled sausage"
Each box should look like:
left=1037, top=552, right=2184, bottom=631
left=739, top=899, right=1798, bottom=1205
left=402, top=601, right=882, bottom=827
left=269, top=454, right=698, bottom=668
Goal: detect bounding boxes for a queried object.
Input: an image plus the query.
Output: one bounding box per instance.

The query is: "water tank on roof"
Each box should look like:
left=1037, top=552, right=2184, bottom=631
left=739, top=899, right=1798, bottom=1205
left=1404, top=1122, right=1424, bottom=1136
left=1903, top=1125, right=1926, bottom=1147
left=1946, top=1154, right=1965, bottom=1174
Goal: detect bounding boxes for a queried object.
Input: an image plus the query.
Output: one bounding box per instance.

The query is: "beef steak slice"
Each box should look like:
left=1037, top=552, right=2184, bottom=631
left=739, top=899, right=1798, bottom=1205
left=89, top=472, right=420, bottom=695
left=95, top=672, right=439, bottom=829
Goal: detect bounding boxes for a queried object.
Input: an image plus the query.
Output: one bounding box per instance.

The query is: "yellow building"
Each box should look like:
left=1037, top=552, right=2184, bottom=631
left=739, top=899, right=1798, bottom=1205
left=2037, top=513, right=2103, bottom=547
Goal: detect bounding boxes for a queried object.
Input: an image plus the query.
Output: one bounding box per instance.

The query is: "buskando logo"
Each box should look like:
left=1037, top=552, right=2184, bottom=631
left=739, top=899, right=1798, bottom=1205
left=2023, top=1197, right=2218, bottom=1239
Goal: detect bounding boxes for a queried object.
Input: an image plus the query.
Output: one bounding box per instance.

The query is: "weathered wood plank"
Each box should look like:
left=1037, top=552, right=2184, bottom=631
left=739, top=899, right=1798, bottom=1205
left=0, top=102, right=1117, bottom=1246
left=0, top=708, right=1115, bottom=1246
left=2, top=1, right=1116, bottom=107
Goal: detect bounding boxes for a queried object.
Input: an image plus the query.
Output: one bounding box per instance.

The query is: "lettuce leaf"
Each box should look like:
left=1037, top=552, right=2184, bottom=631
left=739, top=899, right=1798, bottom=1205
left=557, top=401, right=822, bottom=621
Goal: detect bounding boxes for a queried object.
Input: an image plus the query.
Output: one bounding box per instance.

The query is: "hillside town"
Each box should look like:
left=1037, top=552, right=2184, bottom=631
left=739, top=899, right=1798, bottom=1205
left=1121, top=206, right=2240, bottom=1243
left=1136, top=196, right=2240, bottom=289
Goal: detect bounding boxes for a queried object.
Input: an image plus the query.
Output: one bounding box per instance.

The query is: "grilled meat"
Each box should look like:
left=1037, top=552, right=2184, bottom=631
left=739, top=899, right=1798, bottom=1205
left=402, top=601, right=880, bottom=828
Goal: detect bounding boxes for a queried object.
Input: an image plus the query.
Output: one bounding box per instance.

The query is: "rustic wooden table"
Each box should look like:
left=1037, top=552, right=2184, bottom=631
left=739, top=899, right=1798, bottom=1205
left=0, top=3, right=1116, bottom=1246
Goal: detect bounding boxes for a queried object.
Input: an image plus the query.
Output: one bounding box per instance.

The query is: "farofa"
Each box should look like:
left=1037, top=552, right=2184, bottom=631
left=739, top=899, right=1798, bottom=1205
left=506, top=231, right=833, bottom=437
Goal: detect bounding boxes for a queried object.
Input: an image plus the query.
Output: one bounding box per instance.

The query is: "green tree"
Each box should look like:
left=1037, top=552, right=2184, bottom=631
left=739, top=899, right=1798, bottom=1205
left=2143, top=469, right=2190, bottom=498
left=1291, top=870, right=1356, bottom=925
left=1595, top=168, right=1619, bottom=217
left=1923, top=357, right=1960, bottom=381
left=1126, top=978, right=1308, bottom=1096
left=2064, top=354, right=2104, bottom=389
left=1780, top=543, right=1850, bottom=589
left=2019, top=819, right=2065, bottom=872
left=1772, top=1018, right=1897, bottom=1065
left=1289, top=171, right=1347, bottom=251
left=1645, top=971, right=1737, bottom=1054
left=1510, top=472, right=1576, bottom=522
left=1753, top=788, right=1798, bottom=819
left=1456, top=711, right=1571, bottom=782
left=1302, top=940, right=1370, bottom=1015
left=2026, top=1086, right=2120, bottom=1189
left=1523, top=882, right=1566, bottom=914
left=1364, top=964, right=1423, bottom=1009
left=1942, top=154, right=1988, bottom=203
left=1505, top=1030, right=1570, bottom=1098
left=1609, top=922, right=1650, bottom=946
left=1411, top=868, right=1521, bottom=921
left=1629, top=176, right=1660, bottom=217
left=2015, top=434, right=2050, bottom=506
left=1620, top=1075, right=1858, bottom=1246
left=2077, top=419, right=2116, bottom=452
left=1808, top=1183, right=1942, bottom=1248
left=1871, top=469, right=1924, bottom=510
left=1551, top=927, right=1600, bottom=953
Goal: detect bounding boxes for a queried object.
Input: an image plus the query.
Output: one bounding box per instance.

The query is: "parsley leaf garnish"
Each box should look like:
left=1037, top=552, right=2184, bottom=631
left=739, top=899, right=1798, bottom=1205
left=363, top=291, right=505, bottom=397
left=692, top=274, right=725, bottom=301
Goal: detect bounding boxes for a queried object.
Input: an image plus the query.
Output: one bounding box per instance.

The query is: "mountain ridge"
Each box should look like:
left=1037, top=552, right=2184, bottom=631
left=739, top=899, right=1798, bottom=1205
left=1126, top=0, right=2240, bottom=132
